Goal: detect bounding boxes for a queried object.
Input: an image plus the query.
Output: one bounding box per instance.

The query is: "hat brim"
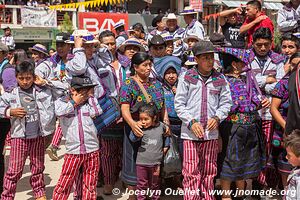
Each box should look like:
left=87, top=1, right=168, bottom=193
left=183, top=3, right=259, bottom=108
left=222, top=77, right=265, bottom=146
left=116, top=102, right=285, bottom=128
left=185, top=60, right=198, bottom=65
left=72, top=83, right=98, bottom=89
left=65, top=39, right=99, bottom=44
left=180, top=11, right=198, bottom=15
left=117, top=43, right=146, bottom=53
left=29, top=48, right=49, bottom=56
left=56, top=40, right=68, bottom=44
left=162, top=17, right=178, bottom=24
left=194, top=50, right=215, bottom=56
left=114, top=24, right=124, bottom=30
left=183, top=36, right=200, bottom=43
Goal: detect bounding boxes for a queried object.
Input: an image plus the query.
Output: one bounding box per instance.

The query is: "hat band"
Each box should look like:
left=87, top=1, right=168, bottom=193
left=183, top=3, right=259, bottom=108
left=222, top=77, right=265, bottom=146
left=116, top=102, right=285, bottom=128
left=32, top=46, right=47, bottom=54
left=164, top=36, right=173, bottom=41
left=182, top=9, right=196, bottom=13
left=69, top=35, right=94, bottom=42
left=187, top=56, right=195, bottom=62
left=125, top=40, right=142, bottom=46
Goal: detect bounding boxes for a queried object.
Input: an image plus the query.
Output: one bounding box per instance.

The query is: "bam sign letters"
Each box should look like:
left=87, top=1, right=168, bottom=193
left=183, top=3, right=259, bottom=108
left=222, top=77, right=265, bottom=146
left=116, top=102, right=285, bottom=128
left=78, top=13, right=129, bottom=34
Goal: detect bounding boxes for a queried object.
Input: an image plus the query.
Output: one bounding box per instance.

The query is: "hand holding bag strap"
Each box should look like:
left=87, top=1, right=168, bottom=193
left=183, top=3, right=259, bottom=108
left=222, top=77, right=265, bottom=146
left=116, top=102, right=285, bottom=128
left=131, top=76, right=151, bottom=104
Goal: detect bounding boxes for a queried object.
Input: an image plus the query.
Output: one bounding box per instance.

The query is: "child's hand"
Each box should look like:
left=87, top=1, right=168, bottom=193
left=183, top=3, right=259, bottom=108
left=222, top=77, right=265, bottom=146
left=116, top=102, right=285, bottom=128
left=164, top=125, right=171, bottom=136
left=34, top=75, right=47, bottom=86
left=266, top=76, right=276, bottom=84
left=130, top=121, right=143, bottom=137
left=10, top=107, right=27, bottom=118
left=171, top=86, right=176, bottom=94
left=74, top=35, right=84, bottom=48
left=153, top=165, right=160, bottom=176
left=261, top=98, right=270, bottom=108
left=191, top=122, right=204, bottom=138
left=72, top=92, right=89, bottom=106
left=207, top=117, right=219, bottom=131
left=163, top=147, right=169, bottom=155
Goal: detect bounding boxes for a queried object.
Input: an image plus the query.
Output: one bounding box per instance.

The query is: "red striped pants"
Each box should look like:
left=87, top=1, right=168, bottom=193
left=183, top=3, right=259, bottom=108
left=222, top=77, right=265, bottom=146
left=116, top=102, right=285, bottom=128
left=51, top=125, right=63, bottom=148
left=182, top=139, right=218, bottom=200
left=258, top=120, right=278, bottom=187
left=100, top=138, right=122, bottom=185
left=53, top=151, right=100, bottom=200
left=1, top=136, right=45, bottom=200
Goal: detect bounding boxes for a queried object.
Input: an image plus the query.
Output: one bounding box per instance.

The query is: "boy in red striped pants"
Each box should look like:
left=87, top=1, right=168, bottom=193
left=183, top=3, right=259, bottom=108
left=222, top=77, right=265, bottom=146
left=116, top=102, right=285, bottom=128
left=53, top=75, right=102, bottom=200
left=175, top=41, right=232, bottom=200
left=0, top=61, right=56, bottom=200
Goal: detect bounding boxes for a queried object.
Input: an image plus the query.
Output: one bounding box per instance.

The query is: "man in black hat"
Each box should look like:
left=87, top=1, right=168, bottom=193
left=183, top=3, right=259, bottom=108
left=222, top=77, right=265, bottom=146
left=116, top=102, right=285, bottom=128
left=1, top=27, right=15, bottom=50
left=175, top=40, right=232, bottom=200
left=35, top=32, right=72, bottom=83
left=149, top=35, right=166, bottom=58
left=147, top=15, right=165, bottom=41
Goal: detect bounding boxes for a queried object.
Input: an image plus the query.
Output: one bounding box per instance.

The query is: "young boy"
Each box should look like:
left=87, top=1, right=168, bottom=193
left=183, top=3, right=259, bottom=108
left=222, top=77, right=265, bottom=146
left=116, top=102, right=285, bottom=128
left=0, top=61, right=56, bottom=200
left=284, top=129, right=300, bottom=199
left=53, top=75, right=102, bottom=200
left=175, top=41, right=232, bottom=200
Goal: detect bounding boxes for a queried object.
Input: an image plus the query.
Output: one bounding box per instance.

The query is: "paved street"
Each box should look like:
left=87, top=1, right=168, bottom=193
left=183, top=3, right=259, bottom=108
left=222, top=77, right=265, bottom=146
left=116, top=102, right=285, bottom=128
left=4, top=140, right=182, bottom=200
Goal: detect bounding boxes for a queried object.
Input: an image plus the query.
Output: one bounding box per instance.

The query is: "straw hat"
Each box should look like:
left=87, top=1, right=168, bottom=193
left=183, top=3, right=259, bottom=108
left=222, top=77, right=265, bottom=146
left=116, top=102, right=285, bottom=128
left=29, top=44, right=49, bottom=56
left=180, top=6, right=198, bottom=15
left=66, top=30, right=98, bottom=44
left=183, top=34, right=201, bottom=43
left=114, top=22, right=125, bottom=30
left=117, top=38, right=146, bottom=53
left=162, top=13, right=178, bottom=24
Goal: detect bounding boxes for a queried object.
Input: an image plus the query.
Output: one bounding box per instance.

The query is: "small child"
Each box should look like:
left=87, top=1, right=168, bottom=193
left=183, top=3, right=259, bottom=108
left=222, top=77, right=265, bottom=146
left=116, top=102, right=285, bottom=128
left=53, top=75, right=102, bottom=200
left=283, top=129, right=300, bottom=200
left=0, top=60, right=56, bottom=200
left=129, top=104, right=169, bottom=200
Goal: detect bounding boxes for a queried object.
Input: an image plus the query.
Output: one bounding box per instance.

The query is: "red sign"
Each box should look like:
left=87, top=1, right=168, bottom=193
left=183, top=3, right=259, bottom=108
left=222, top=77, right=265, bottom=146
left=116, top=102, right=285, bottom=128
left=190, top=0, right=203, bottom=12
left=78, top=12, right=129, bottom=34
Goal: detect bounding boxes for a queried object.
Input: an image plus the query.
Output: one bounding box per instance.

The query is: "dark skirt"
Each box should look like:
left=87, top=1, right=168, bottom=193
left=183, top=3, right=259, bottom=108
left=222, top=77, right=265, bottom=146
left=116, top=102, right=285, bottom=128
left=268, top=147, right=293, bottom=175
left=121, top=124, right=141, bottom=186
left=219, top=121, right=266, bottom=181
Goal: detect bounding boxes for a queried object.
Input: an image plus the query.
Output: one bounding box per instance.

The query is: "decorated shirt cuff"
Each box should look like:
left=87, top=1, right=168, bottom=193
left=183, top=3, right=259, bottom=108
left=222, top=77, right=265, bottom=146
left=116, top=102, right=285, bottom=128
left=5, top=107, right=11, bottom=118
left=188, top=119, right=199, bottom=130
left=73, top=48, right=85, bottom=54
left=70, top=99, right=77, bottom=108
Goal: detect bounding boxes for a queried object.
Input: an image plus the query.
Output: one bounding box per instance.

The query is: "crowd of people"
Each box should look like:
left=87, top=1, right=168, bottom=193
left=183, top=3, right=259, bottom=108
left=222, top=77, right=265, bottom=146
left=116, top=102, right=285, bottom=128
left=0, top=0, right=299, bottom=200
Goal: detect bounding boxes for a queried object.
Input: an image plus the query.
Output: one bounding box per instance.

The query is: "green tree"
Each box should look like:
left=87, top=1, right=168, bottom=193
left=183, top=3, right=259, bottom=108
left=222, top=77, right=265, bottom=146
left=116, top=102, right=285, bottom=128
left=59, top=13, right=74, bottom=34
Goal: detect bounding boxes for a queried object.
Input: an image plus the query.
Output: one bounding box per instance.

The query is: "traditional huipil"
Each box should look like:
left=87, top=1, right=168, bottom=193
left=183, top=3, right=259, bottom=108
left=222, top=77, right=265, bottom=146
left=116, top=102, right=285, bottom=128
left=216, top=47, right=266, bottom=181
